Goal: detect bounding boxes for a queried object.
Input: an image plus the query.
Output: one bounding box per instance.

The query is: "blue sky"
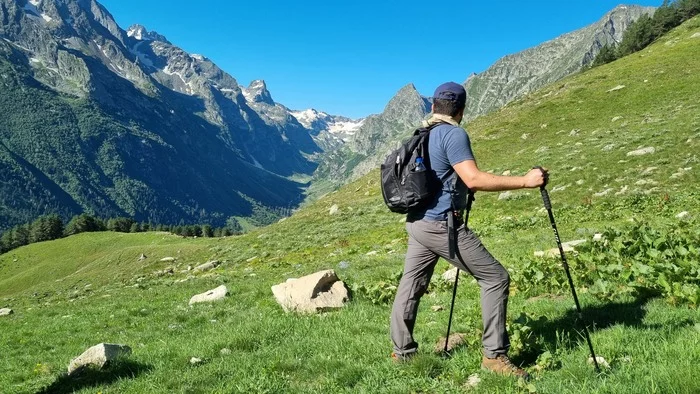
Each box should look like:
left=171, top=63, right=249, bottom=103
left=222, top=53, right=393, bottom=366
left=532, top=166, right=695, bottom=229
left=100, top=0, right=660, bottom=119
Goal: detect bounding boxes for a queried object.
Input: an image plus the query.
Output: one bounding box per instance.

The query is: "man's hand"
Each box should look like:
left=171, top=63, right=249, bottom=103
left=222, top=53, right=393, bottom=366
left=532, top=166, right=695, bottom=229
left=524, top=167, right=548, bottom=188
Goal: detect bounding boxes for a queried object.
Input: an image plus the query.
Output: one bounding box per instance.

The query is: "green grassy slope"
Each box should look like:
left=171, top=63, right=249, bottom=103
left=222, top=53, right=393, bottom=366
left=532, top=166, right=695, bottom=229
left=0, top=16, right=699, bottom=394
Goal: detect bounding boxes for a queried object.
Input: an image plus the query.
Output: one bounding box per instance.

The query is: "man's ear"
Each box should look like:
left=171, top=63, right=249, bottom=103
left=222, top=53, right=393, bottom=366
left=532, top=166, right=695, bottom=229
left=431, top=103, right=435, bottom=113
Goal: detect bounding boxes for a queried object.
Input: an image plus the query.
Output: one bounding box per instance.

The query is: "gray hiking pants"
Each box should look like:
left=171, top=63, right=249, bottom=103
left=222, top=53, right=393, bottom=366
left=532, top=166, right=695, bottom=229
left=390, top=219, right=510, bottom=358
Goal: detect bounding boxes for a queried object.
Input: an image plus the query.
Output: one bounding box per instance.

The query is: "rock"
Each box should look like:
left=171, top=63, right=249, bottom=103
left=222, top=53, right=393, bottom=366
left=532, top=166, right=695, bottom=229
left=329, top=205, right=339, bottom=215
left=594, top=188, right=614, bottom=197
left=535, top=146, right=549, bottom=153
left=501, top=170, right=511, bottom=176
left=611, top=116, right=623, bottom=122
left=569, top=129, right=580, bottom=136
left=271, top=270, right=349, bottom=313
left=601, top=144, right=615, bottom=151
left=441, top=267, right=464, bottom=283
left=160, top=257, right=176, bottom=262
left=465, top=373, right=481, bottom=388
left=220, top=348, right=232, bottom=355
left=138, top=253, right=147, bottom=261
left=67, top=343, right=132, bottom=375
left=576, top=179, right=585, bottom=185
left=338, top=261, right=350, bottom=269
left=194, top=260, right=220, bottom=272
left=545, top=239, right=587, bottom=257
left=615, top=185, right=629, bottom=195
left=0, top=308, right=13, bottom=316
left=626, top=147, right=655, bottom=156
left=190, top=357, right=204, bottom=365
left=588, top=356, right=610, bottom=369
left=498, top=191, right=513, bottom=200
left=431, top=305, right=444, bottom=312
left=593, top=233, right=603, bottom=241
left=691, top=32, right=700, bottom=38
left=521, top=133, right=530, bottom=140
left=365, top=251, right=377, bottom=256
left=534, top=251, right=545, bottom=258
left=676, top=211, right=690, bottom=219
left=434, top=333, right=467, bottom=353
left=189, top=285, right=228, bottom=306
left=607, top=85, right=626, bottom=92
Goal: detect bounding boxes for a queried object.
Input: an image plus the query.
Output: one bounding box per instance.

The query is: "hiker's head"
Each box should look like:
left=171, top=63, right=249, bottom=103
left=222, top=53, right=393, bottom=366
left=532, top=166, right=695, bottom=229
left=432, top=82, right=466, bottom=121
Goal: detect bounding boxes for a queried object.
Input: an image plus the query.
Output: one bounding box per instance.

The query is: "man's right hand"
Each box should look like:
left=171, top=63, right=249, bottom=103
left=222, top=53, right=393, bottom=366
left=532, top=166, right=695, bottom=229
left=524, top=167, right=548, bottom=188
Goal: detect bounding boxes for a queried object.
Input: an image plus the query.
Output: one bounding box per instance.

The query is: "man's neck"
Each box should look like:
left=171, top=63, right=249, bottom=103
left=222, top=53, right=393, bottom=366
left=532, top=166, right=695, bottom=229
left=427, top=113, right=460, bottom=126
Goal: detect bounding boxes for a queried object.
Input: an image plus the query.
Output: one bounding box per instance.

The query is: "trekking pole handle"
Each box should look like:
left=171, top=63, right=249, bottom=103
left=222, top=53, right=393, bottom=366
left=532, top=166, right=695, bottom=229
left=533, top=166, right=552, bottom=210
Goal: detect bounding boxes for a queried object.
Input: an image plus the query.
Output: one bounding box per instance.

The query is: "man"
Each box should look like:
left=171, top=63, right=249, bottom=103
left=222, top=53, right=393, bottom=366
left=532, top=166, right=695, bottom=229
left=390, top=82, right=546, bottom=379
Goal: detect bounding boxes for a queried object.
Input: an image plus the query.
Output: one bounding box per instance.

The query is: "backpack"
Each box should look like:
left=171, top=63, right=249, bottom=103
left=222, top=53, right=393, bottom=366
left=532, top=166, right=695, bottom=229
left=380, top=123, right=445, bottom=213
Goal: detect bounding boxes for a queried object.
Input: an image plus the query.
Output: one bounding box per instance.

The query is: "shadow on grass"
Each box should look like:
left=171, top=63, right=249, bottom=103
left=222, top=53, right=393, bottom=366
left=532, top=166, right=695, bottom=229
left=36, top=360, right=153, bottom=394
left=513, top=294, right=695, bottom=366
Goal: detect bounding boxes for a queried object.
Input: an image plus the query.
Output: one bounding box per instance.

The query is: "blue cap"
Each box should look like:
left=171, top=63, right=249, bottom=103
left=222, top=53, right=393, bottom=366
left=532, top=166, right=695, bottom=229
left=433, top=82, right=466, bottom=105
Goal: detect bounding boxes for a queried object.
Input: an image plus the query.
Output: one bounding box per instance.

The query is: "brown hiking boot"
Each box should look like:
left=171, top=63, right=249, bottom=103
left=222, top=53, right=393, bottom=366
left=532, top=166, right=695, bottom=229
left=481, top=354, right=530, bottom=379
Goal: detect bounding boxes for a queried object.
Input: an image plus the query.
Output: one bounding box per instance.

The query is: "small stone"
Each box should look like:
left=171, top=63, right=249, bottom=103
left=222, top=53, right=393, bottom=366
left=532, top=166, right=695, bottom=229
left=676, top=211, right=690, bottom=219
left=593, top=233, right=603, bottom=241
left=189, top=285, right=228, bottom=306
left=521, top=133, right=530, bottom=140
left=691, top=32, right=700, bottom=39
left=365, top=251, right=377, bottom=256
left=220, top=348, right=232, bottom=355
left=534, top=251, right=545, bottom=258
left=588, top=356, right=610, bottom=369
left=626, top=147, right=655, bottom=156
left=138, top=253, right=147, bottom=261
left=576, top=179, right=585, bottom=185
left=611, top=116, right=623, bottom=122
left=329, top=205, right=340, bottom=215
left=441, top=267, right=461, bottom=283
left=190, top=357, right=204, bottom=365
left=160, top=257, right=176, bottom=262
left=501, top=170, right=511, bottom=176
left=601, top=144, right=615, bottom=151
left=607, top=85, right=626, bottom=92
left=465, top=373, right=481, bottom=388
left=0, top=308, right=13, bottom=316
left=431, top=305, right=444, bottom=312
left=569, top=129, right=580, bottom=136
left=338, top=261, right=350, bottom=269
left=434, top=333, right=467, bottom=353
left=194, top=260, right=220, bottom=272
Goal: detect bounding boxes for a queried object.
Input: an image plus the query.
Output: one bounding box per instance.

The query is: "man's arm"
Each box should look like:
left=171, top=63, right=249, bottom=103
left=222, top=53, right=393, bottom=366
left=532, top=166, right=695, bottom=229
left=453, top=160, right=546, bottom=191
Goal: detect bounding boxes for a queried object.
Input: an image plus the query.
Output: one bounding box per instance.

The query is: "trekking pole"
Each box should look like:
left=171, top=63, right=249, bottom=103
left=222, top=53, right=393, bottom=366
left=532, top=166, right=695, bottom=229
left=443, top=190, right=475, bottom=353
left=535, top=167, right=600, bottom=373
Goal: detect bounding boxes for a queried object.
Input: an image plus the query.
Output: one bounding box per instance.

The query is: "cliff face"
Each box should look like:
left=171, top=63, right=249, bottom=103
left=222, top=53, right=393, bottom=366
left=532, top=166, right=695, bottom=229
left=463, top=5, right=655, bottom=121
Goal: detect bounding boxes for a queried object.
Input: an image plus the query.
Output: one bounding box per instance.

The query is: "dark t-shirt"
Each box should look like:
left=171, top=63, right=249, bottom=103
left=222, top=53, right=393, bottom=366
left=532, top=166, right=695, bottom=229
left=408, top=123, right=475, bottom=221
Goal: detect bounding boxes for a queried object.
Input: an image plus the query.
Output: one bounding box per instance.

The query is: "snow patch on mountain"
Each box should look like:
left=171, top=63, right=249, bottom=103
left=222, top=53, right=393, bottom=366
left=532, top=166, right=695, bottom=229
left=23, top=0, right=52, bottom=22
left=291, top=109, right=364, bottom=141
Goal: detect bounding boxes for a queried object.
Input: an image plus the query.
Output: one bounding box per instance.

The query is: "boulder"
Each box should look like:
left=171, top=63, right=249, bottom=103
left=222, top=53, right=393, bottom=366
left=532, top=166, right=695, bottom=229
left=67, top=343, right=132, bottom=375
left=0, top=308, right=13, bottom=316
left=271, top=270, right=349, bottom=313
left=544, top=239, right=587, bottom=257
left=194, top=260, right=220, bottom=272
left=160, top=257, right=176, bottom=262
left=189, top=285, right=228, bottom=306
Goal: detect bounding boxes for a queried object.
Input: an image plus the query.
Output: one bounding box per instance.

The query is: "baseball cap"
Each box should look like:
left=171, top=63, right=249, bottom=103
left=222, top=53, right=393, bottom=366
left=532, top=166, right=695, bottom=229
left=433, top=82, right=466, bottom=105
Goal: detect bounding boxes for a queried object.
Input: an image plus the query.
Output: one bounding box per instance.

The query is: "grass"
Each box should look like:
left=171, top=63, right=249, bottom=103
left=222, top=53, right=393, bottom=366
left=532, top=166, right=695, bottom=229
left=1, top=16, right=700, bottom=394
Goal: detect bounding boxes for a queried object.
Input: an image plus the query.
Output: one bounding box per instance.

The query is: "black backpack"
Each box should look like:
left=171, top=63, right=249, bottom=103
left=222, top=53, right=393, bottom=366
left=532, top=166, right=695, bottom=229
left=380, top=123, right=445, bottom=213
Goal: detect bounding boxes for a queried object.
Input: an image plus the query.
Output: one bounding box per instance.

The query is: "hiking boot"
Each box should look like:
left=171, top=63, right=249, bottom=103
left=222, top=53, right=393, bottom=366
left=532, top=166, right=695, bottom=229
left=481, top=354, right=530, bottom=379
left=391, top=352, right=415, bottom=363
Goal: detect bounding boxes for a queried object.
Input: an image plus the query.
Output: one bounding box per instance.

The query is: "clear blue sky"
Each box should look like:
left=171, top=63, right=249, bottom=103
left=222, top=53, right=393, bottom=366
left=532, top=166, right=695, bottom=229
left=100, top=0, right=660, bottom=119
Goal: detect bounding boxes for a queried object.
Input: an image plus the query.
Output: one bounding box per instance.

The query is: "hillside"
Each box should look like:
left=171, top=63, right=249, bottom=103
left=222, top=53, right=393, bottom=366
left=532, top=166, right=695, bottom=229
left=1, top=15, right=699, bottom=394
left=0, top=0, right=353, bottom=232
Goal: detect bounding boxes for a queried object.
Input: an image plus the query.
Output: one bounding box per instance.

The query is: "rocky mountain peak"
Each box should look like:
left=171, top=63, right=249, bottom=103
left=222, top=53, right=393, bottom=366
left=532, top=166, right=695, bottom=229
left=243, top=79, right=274, bottom=105
left=382, top=83, right=431, bottom=124
left=127, top=24, right=169, bottom=43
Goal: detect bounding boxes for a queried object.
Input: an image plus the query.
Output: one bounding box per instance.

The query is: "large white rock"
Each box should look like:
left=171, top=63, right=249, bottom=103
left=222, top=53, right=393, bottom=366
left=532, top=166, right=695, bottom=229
left=67, top=343, right=132, bottom=375
left=271, top=270, right=349, bottom=313
left=0, top=308, right=13, bottom=316
left=441, top=267, right=464, bottom=283
left=544, top=239, right=587, bottom=257
left=189, top=285, right=228, bottom=305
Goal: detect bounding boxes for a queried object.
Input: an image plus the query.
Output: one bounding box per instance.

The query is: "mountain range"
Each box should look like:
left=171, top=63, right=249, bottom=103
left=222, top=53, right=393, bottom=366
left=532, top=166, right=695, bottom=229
left=0, top=0, right=655, bottom=232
